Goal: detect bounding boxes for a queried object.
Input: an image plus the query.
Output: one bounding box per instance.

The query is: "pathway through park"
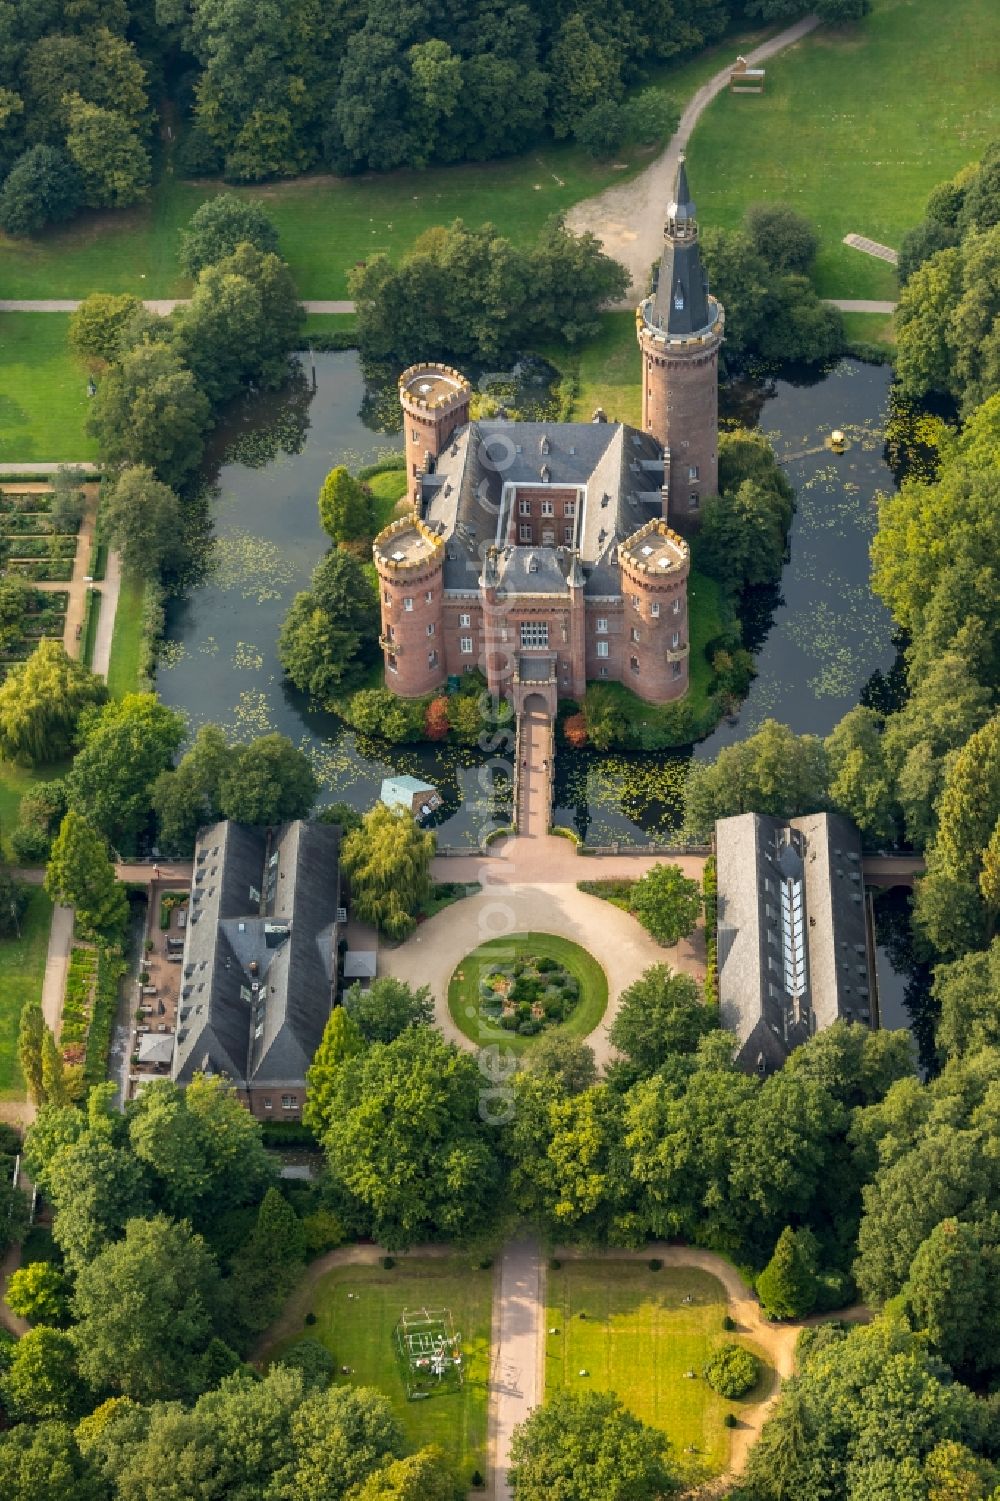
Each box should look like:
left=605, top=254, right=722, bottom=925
left=490, top=1237, right=544, bottom=1501
left=565, top=14, right=823, bottom=297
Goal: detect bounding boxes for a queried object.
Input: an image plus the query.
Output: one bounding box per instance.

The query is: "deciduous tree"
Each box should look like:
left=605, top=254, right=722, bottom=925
left=102, top=465, right=184, bottom=581
left=609, top=964, right=713, bottom=1073
left=342, top=977, right=433, bottom=1044
left=508, top=1389, right=676, bottom=1500
left=67, top=693, right=186, bottom=852
left=318, top=467, right=374, bottom=543
left=0, top=639, right=106, bottom=766
left=45, top=811, right=127, bottom=939
left=179, top=193, right=280, bottom=277
left=628, top=864, right=702, bottom=947
left=340, top=803, right=434, bottom=939
left=217, top=732, right=318, bottom=825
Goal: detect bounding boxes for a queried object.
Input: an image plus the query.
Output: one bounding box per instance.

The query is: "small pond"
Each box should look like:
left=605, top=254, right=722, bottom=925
left=159, top=352, right=899, bottom=844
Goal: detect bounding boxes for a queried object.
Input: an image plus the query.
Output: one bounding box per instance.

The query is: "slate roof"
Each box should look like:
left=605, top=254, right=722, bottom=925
left=172, top=820, right=341, bottom=1090
left=422, top=420, right=665, bottom=597
left=647, top=157, right=713, bottom=338
left=716, top=812, right=873, bottom=1076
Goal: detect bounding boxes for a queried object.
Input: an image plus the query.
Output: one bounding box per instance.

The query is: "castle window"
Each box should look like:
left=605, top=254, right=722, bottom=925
left=403, top=597, right=413, bottom=612
left=564, top=526, right=573, bottom=543
left=631, top=595, right=639, bottom=609
left=564, top=502, right=576, bottom=518
left=596, top=618, right=607, bottom=634
left=596, top=641, right=609, bottom=659
left=688, top=464, right=699, bottom=481
left=428, top=650, right=439, bottom=668
left=386, top=625, right=394, bottom=641
left=672, top=660, right=683, bottom=678
left=630, top=656, right=640, bottom=674
left=672, top=597, right=682, bottom=614
left=425, top=590, right=433, bottom=603
left=460, top=637, right=473, bottom=655
left=671, top=631, right=680, bottom=649
left=387, top=654, right=398, bottom=672
left=631, top=627, right=640, bottom=643
left=541, top=500, right=554, bottom=517
left=263, top=1098, right=272, bottom=1110
left=689, top=493, right=700, bottom=510
left=542, top=528, right=555, bottom=545
left=426, top=623, right=435, bottom=637
left=600, top=666, right=608, bottom=678
left=459, top=613, right=471, bottom=628
left=519, top=499, right=531, bottom=516
left=520, top=524, right=531, bottom=542
left=281, top=1095, right=298, bottom=1110
left=521, top=622, right=549, bottom=649
left=650, top=602, right=660, bottom=617
left=383, top=590, right=391, bottom=606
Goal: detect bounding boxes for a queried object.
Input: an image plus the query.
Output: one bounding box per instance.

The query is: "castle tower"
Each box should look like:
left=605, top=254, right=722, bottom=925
left=372, top=516, right=446, bottom=697
left=618, top=520, right=691, bottom=703
left=636, top=157, right=724, bottom=526
left=398, top=364, right=472, bottom=507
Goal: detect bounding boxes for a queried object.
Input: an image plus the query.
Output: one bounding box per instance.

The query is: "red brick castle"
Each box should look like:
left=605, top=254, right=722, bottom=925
left=373, top=160, right=724, bottom=714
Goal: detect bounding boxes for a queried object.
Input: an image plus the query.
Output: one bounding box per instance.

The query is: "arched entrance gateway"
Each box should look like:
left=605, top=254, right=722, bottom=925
left=521, top=691, right=551, bottom=719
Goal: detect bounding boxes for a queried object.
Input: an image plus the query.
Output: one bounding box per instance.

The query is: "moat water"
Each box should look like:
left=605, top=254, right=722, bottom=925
left=159, top=351, right=898, bottom=848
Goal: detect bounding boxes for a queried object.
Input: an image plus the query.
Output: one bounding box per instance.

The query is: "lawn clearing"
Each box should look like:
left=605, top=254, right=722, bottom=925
left=0, top=28, right=776, bottom=304
left=448, top=933, right=608, bottom=1054
left=0, top=885, right=53, bottom=1098
left=842, top=311, right=896, bottom=350
left=266, top=1257, right=492, bottom=1486
left=0, top=759, right=69, bottom=861
left=687, top=0, right=1000, bottom=300
left=545, top=1260, right=771, bottom=1482
left=0, top=315, right=95, bottom=463
left=106, top=571, right=146, bottom=698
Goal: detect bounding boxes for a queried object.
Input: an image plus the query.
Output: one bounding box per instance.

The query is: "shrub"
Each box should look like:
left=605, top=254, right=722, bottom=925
left=382, top=1255, right=395, bottom=1269
left=648, top=1258, right=662, bottom=1271
left=302, top=1209, right=346, bottom=1258
left=563, top=711, right=588, bottom=748
left=722, top=1313, right=736, bottom=1332
left=703, top=1344, right=760, bottom=1399
left=304, top=1311, right=317, bottom=1325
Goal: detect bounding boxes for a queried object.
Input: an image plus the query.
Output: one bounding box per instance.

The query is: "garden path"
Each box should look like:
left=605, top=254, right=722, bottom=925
left=0, top=299, right=356, bottom=315
left=91, top=545, right=121, bottom=680
left=39, top=902, right=74, bottom=1059
left=490, top=1236, right=544, bottom=1501
left=380, top=881, right=704, bottom=1070
left=565, top=14, right=823, bottom=297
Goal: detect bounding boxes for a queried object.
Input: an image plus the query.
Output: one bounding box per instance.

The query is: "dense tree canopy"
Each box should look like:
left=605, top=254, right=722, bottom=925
left=609, top=964, right=715, bottom=1073
left=178, top=193, right=280, bottom=277
left=350, top=217, right=629, bottom=366
left=279, top=548, right=381, bottom=703
left=0, top=639, right=106, bottom=766
left=340, top=802, right=435, bottom=938
left=45, top=811, right=128, bottom=940
left=67, top=693, right=186, bottom=852
left=509, top=1390, right=676, bottom=1500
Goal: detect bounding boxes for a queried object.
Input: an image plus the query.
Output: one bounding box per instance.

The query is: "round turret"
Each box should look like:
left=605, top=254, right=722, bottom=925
left=618, top=520, right=691, bottom=703
left=399, top=364, right=472, bottom=506
left=373, top=516, right=446, bottom=696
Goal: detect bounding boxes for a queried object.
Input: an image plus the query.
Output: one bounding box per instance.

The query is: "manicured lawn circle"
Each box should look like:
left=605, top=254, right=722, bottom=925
left=447, top=933, right=608, bottom=1053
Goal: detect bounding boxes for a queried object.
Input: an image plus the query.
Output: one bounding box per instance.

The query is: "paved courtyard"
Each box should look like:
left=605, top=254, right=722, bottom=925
left=380, top=879, right=705, bottom=1069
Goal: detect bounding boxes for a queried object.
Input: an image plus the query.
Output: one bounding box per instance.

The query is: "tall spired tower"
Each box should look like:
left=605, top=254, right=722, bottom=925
left=636, top=157, right=724, bottom=525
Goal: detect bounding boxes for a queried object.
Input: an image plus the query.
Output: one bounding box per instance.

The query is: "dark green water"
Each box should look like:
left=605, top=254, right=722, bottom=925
left=159, top=353, right=897, bottom=847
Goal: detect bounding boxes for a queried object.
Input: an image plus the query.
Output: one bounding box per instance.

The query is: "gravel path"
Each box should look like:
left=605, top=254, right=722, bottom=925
left=91, top=547, right=121, bottom=680
left=490, top=1237, right=544, bottom=1501
left=828, top=298, right=897, bottom=313
left=380, top=881, right=704, bottom=1070
left=565, top=15, right=822, bottom=297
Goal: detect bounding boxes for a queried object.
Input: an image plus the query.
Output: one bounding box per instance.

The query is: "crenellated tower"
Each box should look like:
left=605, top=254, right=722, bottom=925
left=372, top=515, right=446, bottom=697
left=618, top=519, right=691, bottom=703
left=636, top=157, right=724, bottom=526
left=399, top=364, right=472, bottom=507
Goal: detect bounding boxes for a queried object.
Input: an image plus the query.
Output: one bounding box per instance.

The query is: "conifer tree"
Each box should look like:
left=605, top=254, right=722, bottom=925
left=756, top=1226, right=819, bottom=1319
left=17, top=1003, right=45, bottom=1105
left=45, top=812, right=128, bottom=940
left=318, top=467, right=374, bottom=543
left=40, top=1027, right=70, bottom=1109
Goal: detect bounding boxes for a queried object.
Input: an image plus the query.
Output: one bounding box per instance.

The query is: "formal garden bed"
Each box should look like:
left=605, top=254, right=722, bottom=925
left=544, top=1260, right=771, bottom=1483
left=59, top=945, right=98, bottom=1061
left=447, top=933, right=608, bottom=1052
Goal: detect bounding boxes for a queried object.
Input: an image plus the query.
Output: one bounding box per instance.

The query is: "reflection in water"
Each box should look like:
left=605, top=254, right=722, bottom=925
left=872, top=887, right=936, bottom=1075
left=159, top=352, right=511, bottom=841
left=159, top=352, right=897, bottom=847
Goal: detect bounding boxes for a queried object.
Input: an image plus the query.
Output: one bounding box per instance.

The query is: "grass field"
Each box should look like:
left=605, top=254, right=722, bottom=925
left=367, top=467, right=410, bottom=532
left=545, top=1260, right=770, bottom=1481
left=0, top=29, right=774, bottom=304
left=688, top=0, right=1000, bottom=300
left=0, top=315, right=96, bottom=463
left=447, top=933, right=609, bottom=1054
left=0, top=759, right=69, bottom=861
left=842, top=311, right=896, bottom=349
left=268, top=1258, right=492, bottom=1485
left=106, top=571, right=145, bottom=699
left=0, top=886, right=53, bottom=1098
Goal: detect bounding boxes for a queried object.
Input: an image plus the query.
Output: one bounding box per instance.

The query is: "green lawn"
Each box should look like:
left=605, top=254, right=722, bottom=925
left=447, top=933, right=608, bottom=1055
left=106, top=571, right=145, bottom=698
left=0, top=759, right=69, bottom=861
left=0, top=314, right=96, bottom=463
left=842, top=311, right=896, bottom=350
left=0, top=29, right=775, bottom=304
left=687, top=0, right=1000, bottom=300
left=545, top=1261, right=770, bottom=1482
left=0, top=885, right=53, bottom=1098
left=267, top=1258, right=492, bottom=1486
left=545, top=312, right=642, bottom=429
left=367, top=467, right=410, bottom=532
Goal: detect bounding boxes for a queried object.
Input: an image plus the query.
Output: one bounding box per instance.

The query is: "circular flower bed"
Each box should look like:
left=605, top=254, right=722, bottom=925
left=447, top=933, right=608, bottom=1052
left=703, top=1343, right=760, bottom=1399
